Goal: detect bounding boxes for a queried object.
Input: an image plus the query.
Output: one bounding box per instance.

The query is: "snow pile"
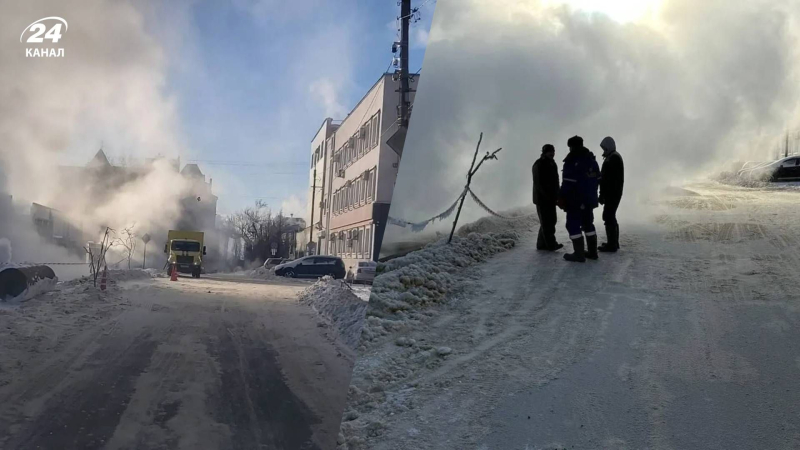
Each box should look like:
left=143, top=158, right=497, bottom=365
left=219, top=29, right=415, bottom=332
left=336, top=213, right=529, bottom=449
left=298, top=276, right=368, bottom=350
left=455, top=206, right=536, bottom=235
left=249, top=266, right=278, bottom=279
left=106, top=269, right=154, bottom=282
left=360, top=231, right=518, bottom=347
left=143, top=268, right=167, bottom=278
left=349, top=284, right=372, bottom=302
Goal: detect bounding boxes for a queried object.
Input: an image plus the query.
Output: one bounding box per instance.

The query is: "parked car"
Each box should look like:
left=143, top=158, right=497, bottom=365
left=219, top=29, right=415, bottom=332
left=353, top=261, right=377, bottom=284
left=738, top=156, right=800, bottom=182
left=263, top=257, right=288, bottom=270
left=274, top=255, right=346, bottom=279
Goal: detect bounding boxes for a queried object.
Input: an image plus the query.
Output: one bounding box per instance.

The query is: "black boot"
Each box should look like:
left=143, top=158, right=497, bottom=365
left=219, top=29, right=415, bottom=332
left=614, top=224, right=621, bottom=250
left=586, top=234, right=598, bottom=260
left=599, top=225, right=617, bottom=253
left=564, top=237, right=586, bottom=262
left=549, top=242, right=564, bottom=251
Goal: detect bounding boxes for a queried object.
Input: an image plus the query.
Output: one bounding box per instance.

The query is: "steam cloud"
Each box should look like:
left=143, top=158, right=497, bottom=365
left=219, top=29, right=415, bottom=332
left=386, top=0, right=800, bottom=243
left=0, top=0, right=193, bottom=263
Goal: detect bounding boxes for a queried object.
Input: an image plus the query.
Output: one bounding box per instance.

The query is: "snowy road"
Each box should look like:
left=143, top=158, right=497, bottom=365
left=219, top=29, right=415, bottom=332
left=0, top=274, right=352, bottom=450
left=343, top=182, right=800, bottom=449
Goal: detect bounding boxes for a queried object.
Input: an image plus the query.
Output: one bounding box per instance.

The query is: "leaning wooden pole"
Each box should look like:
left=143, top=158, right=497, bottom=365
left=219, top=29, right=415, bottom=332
left=448, top=133, right=483, bottom=244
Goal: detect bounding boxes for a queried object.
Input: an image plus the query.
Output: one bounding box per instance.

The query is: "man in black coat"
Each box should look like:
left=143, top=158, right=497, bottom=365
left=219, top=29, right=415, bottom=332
left=598, top=136, right=624, bottom=252
left=532, top=144, right=562, bottom=251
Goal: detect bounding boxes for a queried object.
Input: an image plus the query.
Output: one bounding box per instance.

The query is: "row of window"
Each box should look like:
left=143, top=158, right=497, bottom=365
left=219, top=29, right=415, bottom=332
left=332, top=167, right=377, bottom=216
left=329, top=225, right=372, bottom=260
left=333, top=110, right=381, bottom=173
left=311, top=145, right=322, bottom=168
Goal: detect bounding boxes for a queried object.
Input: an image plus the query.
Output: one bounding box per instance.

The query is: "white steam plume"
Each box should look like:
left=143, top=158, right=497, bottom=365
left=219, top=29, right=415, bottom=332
left=386, top=0, right=800, bottom=242
left=0, top=0, right=194, bottom=255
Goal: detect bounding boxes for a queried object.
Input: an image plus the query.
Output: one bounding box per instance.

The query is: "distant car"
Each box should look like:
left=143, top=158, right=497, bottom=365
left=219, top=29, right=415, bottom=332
left=738, top=156, right=800, bottom=182
left=274, top=256, right=346, bottom=279
left=263, top=258, right=288, bottom=270
left=353, top=261, right=377, bottom=284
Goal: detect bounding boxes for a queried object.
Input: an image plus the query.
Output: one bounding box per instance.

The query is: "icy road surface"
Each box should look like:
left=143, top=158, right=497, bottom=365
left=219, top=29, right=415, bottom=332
left=345, top=182, right=800, bottom=450
left=0, top=274, right=353, bottom=450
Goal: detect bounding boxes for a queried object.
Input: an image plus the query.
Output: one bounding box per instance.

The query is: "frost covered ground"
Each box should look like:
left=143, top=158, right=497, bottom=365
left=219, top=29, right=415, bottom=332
left=339, top=182, right=800, bottom=450
left=0, top=269, right=154, bottom=390
left=0, top=269, right=353, bottom=449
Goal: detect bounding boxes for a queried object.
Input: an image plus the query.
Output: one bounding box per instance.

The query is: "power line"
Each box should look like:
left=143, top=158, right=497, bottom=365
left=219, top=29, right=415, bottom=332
left=354, top=58, right=395, bottom=136
left=398, top=0, right=435, bottom=23
left=185, top=160, right=307, bottom=167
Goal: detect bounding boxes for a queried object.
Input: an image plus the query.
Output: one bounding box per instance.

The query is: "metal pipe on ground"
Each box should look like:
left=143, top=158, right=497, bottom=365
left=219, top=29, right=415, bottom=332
left=0, top=265, right=57, bottom=300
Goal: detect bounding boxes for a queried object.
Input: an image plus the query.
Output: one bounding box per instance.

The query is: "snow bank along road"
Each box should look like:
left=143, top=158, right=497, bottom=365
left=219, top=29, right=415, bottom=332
left=0, top=273, right=353, bottom=450
left=342, top=182, right=800, bottom=449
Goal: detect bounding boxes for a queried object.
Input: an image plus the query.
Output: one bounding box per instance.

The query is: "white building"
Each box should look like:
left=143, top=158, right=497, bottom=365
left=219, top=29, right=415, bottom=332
left=307, top=73, right=416, bottom=270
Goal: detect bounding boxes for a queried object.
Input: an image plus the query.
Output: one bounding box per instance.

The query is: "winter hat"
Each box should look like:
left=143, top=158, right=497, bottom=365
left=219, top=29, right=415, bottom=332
left=541, top=144, right=555, bottom=154
left=600, top=136, right=616, bottom=156
left=567, top=135, right=583, bottom=149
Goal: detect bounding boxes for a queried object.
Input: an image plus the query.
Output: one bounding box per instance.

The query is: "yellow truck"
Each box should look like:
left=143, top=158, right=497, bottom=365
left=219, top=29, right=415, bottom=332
left=164, top=230, right=206, bottom=278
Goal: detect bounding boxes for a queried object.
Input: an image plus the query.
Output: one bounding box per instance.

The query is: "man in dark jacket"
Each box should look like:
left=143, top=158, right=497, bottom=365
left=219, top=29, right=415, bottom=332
left=558, top=135, right=600, bottom=262
left=532, top=144, right=562, bottom=251
left=598, top=136, right=624, bottom=252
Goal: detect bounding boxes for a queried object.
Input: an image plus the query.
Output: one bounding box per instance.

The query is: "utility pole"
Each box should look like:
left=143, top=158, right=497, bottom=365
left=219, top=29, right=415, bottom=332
left=399, top=0, right=411, bottom=128
left=309, top=167, right=316, bottom=255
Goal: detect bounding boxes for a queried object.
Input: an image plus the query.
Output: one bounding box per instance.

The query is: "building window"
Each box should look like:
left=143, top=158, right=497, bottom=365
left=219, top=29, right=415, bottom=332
left=367, top=167, right=377, bottom=201
left=347, top=183, right=352, bottom=210
left=371, top=110, right=381, bottom=149
left=356, top=176, right=362, bottom=206
left=361, top=174, right=367, bottom=204
left=365, top=227, right=372, bottom=259
left=364, top=124, right=371, bottom=155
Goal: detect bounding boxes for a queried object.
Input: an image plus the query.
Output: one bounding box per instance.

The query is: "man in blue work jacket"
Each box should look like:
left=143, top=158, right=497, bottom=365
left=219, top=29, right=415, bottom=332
left=557, top=135, right=600, bottom=262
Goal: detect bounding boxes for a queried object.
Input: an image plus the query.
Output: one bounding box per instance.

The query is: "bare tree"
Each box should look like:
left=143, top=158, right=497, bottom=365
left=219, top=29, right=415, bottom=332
left=83, top=227, right=115, bottom=287
left=115, top=224, right=137, bottom=270
left=227, top=202, right=295, bottom=263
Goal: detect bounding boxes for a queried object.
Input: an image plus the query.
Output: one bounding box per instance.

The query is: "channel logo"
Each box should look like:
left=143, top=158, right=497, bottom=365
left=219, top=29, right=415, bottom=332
left=20, top=17, right=68, bottom=58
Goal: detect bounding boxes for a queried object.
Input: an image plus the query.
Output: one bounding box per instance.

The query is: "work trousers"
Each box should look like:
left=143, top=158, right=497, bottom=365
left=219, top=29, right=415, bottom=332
left=536, top=203, right=558, bottom=249
left=565, top=208, right=596, bottom=239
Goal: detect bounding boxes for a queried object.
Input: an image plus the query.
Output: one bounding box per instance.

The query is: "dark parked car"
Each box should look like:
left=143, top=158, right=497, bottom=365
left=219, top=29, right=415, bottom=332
left=274, top=255, right=346, bottom=279
left=738, top=156, right=800, bottom=182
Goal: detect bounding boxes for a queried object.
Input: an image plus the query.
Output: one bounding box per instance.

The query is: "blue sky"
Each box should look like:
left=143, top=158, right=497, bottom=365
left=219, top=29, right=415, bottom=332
left=146, top=0, right=433, bottom=217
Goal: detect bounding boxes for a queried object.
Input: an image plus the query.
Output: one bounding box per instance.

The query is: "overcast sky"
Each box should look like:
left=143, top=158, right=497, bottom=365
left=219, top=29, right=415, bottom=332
left=385, top=0, right=800, bottom=244
left=0, top=0, right=433, bottom=218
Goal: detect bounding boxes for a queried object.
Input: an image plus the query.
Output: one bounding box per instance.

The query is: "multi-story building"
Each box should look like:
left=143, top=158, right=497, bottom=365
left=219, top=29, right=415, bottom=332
left=306, top=118, right=339, bottom=256
left=307, top=73, right=417, bottom=270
